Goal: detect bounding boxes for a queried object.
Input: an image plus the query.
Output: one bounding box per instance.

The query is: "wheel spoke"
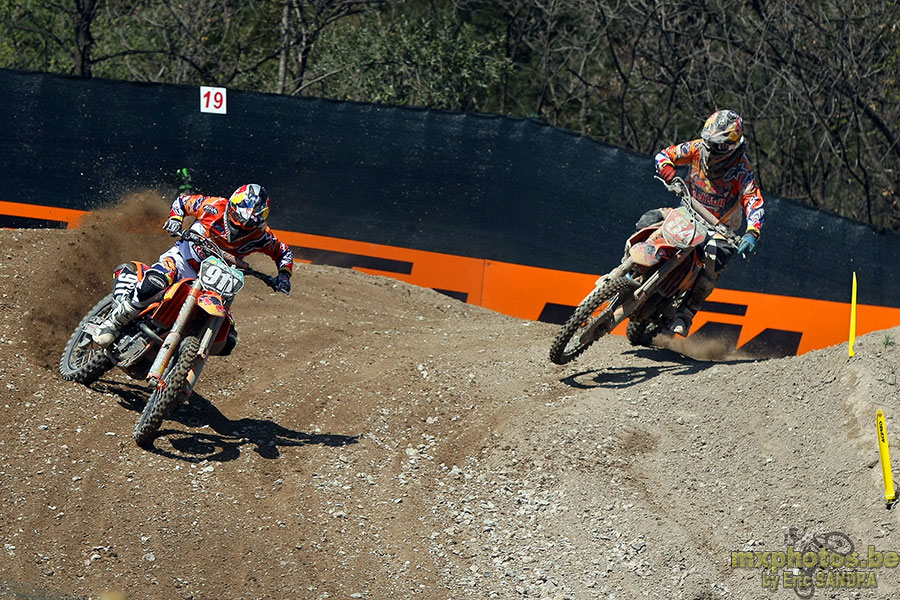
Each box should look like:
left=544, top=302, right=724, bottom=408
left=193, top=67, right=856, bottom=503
left=549, top=278, right=632, bottom=364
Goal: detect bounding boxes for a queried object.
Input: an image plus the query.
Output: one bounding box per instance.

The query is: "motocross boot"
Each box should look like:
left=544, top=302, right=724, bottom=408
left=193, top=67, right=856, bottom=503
left=92, top=298, right=141, bottom=347
left=671, top=271, right=717, bottom=337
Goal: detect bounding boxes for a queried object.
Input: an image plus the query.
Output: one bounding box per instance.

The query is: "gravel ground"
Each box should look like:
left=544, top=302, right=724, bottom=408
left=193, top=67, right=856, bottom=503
left=0, top=194, right=899, bottom=600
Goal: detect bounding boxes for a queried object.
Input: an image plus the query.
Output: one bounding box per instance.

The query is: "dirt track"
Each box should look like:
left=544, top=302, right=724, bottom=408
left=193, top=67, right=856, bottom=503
left=1, top=195, right=899, bottom=600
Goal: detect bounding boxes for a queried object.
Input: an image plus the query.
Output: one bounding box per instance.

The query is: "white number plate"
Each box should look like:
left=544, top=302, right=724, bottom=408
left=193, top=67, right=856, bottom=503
left=200, top=86, right=227, bottom=114
left=198, top=256, right=244, bottom=297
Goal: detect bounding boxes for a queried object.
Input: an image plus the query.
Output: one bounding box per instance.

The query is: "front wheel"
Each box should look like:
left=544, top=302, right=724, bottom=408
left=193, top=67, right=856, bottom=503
left=133, top=336, right=201, bottom=446
left=549, top=277, right=633, bottom=365
left=59, top=293, right=115, bottom=385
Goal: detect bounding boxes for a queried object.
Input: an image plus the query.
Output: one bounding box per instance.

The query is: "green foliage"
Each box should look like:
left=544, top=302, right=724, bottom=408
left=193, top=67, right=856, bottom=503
left=315, top=12, right=511, bottom=111
left=0, top=0, right=74, bottom=72
left=1, top=0, right=899, bottom=230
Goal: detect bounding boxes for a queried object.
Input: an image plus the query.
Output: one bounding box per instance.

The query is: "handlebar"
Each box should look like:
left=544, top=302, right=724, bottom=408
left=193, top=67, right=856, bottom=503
left=656, top=176, right=743, bottom=249
left=179, top=230, right=280, bottom=292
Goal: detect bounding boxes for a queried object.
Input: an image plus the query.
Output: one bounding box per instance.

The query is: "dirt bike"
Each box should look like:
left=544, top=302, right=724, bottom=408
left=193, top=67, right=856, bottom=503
left=548, top=177, right=743, bottom=365
left=59, top=229, right=279, bottom=445
left=783, top=526, right=855, bottom=599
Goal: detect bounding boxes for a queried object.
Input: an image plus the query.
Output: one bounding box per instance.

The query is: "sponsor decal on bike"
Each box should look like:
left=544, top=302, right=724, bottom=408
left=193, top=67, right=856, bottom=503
left=731, top=526, right=895, bottom=596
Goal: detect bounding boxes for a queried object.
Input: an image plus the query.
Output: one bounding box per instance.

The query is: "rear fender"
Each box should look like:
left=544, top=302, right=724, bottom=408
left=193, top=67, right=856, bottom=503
left=113, top=260, right=151, bottom=281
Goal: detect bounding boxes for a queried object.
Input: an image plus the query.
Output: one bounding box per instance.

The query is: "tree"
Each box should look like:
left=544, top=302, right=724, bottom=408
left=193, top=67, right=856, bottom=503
left=313, top=4, right=511, bottom=110
left=1, top=0, right=899, bottom=228
left=275, top=0, right=385, bottom=95
left=0, top=0, right=99, bottom=75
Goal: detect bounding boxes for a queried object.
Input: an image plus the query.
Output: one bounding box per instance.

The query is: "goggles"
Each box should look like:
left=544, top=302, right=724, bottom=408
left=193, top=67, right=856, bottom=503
left=231, top=204, right=264, bottom=230
left=707, top=140, right=739, bottom=154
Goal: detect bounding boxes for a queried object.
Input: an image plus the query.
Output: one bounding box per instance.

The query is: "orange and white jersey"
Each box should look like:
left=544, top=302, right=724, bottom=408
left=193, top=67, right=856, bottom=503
left=654, top=139, right=765, bottom=235
left=169, top=193, right=294, bottom=274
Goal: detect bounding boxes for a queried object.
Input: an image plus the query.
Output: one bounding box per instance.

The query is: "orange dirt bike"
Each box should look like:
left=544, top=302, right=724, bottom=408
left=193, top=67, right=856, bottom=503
left=59, top=230, right=279, bottom=445
left=548, top=177, right=742, bottom=365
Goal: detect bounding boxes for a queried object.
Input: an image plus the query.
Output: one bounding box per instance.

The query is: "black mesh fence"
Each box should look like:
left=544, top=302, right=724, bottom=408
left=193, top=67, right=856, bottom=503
left=2, top=68, right=899, bottom=307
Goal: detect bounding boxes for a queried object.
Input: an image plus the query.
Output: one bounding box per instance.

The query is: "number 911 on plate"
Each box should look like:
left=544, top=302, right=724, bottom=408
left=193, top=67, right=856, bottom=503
left=199, top=256, right=244, bottom=297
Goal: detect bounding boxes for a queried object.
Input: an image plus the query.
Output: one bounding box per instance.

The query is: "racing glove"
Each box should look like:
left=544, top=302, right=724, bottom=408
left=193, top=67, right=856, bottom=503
left=176, top=168, right=194, bottom=193
left=162, top=217, right=183, bottom=237
left=738, top=231, right=758, bottom=257
left=659, top=163, right=677, bottom=184
left=275, top=271, right=292, bottom=295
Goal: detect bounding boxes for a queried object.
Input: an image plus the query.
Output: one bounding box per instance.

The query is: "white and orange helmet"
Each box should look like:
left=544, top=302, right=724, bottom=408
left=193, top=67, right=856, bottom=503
left=700, top=109, right=745, bottom=177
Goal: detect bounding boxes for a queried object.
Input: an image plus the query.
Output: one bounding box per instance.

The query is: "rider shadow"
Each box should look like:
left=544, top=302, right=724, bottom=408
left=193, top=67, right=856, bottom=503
left=95, top=378, right=359, bottom=462
left=561, top=346, right=756, bottom=390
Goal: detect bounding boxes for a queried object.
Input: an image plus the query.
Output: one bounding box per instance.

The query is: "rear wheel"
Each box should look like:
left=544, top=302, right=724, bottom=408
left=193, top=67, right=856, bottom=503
left=59, top=294, right=115, bottom=385
left=549, top=277, right=632, bottom=365
left=626, top=320, right=660, bottom=347
left=133, top=336, right=200, bottom=446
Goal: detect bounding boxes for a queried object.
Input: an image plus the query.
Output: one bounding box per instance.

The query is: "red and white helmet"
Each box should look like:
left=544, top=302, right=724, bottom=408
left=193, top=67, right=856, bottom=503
left=226, top=184, right=269, bottom=240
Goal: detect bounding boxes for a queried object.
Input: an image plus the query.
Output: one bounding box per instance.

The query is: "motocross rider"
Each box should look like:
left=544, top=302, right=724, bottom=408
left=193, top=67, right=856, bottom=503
left=645, top=109, right=765, bottom=336
left=92, top=169, right=294, bottom=347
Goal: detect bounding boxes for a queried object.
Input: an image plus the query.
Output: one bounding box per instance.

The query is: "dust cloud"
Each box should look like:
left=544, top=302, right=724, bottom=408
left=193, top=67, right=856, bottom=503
left=28, top=191, right=173, bottom=368
left=652, top=331, right=740, bottom=362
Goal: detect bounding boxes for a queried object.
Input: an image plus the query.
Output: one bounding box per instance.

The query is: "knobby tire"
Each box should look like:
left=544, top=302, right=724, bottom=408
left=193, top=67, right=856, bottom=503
left=59, top=293, right=115, bottom=385
left=133, top=336, right=200, bottom=446
left=626, top=320, right=659, bottom=347
left=548, top=277, right=632, bottom=365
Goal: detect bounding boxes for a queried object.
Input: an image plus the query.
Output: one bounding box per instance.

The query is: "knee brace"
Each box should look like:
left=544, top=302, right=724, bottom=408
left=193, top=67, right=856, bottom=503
left=112, top=262, right=139, bottom=302
left=134, top=267, right=172, bottom=305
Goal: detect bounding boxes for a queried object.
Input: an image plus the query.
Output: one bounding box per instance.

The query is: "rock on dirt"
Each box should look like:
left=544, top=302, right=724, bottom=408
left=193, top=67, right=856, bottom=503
left=1, top=193, right=899, bottom=599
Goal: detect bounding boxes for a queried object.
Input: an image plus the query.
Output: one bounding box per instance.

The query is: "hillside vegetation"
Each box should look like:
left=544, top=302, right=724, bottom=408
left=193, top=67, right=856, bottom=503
left=2, top=0, right=899, bottom=229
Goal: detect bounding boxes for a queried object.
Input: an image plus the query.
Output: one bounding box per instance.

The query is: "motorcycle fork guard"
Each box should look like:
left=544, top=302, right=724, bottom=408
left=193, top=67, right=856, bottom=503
left=184, top=315, right=223, bottom=392
left=147, top=283, right=201, bottom=385
left=599, top=249, right=693, bottom=334
left=578, top=281, right=640, bottom=344
left=658, top=254, right=703, bottom=299
left=631, top=248, right=697, bottom=302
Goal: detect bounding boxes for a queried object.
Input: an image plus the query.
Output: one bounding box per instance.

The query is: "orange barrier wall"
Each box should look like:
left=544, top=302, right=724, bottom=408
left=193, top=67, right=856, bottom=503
left=7, top=202, right=896, bottom=358
left=0, top=201, right=86, bottom=228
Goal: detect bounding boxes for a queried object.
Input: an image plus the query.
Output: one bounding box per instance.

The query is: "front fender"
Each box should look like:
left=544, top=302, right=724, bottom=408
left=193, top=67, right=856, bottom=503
left=197, top=292, right=228, bottom=318
left=630, top=238, right=678, bottom=267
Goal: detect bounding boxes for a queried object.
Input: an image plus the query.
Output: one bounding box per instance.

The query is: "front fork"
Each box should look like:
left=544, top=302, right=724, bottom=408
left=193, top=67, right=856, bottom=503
left=147, top=283, right=199, bottom=385
left=583, top=252, right=691, bottom=341
left=146, top=281, right=225, bottom=388
left=184, top=314, right=223, bottom=392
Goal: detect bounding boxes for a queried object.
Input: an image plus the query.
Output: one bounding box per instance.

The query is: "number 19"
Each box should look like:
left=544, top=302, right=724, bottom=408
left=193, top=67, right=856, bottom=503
left=203, top=90, right=224, bottom=110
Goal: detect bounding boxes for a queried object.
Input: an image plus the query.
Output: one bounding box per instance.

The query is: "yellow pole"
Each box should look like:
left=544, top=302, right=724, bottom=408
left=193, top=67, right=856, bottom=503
left=849, top=272, right=857, bottom=357
left=877, top=409, right=896, bottom=506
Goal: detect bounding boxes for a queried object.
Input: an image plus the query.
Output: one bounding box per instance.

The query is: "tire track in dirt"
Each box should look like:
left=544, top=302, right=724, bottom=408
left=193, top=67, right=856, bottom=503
left=1, top=197, right=899, bottom=599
